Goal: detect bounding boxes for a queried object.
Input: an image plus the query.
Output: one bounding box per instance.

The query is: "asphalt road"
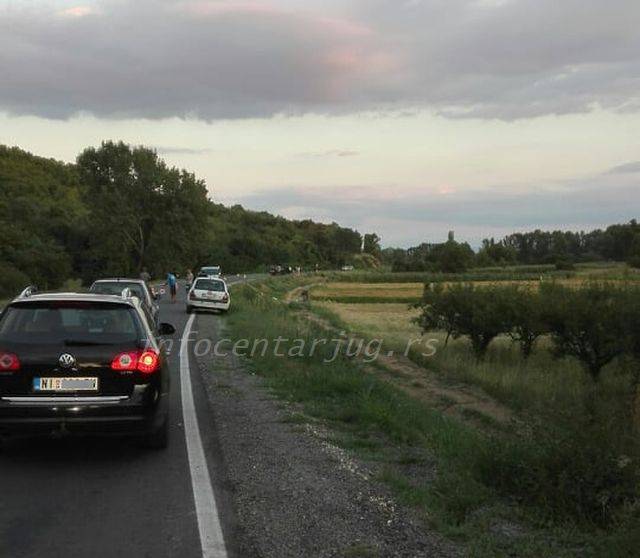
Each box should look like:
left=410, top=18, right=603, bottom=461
left=0, top=279, right=245, bottom=558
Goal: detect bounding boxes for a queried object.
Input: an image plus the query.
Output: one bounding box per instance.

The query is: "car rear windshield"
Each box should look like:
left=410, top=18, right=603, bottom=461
left=201, top=267, right=220, bottom=275
left=194, top=279, right=225, bottom=292
left=0, top=302, right=143, bottom=345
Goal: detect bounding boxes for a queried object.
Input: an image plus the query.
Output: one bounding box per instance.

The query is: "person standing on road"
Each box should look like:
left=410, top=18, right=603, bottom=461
left=165, top=271, right=177, bottom=303
left=185, top=268, right=194, bottom=290
left=139, top=267, right=151, bottom=283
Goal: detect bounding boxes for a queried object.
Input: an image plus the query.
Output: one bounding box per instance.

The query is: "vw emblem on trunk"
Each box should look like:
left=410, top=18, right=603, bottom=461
left=58, top=353, right=76, bottom=368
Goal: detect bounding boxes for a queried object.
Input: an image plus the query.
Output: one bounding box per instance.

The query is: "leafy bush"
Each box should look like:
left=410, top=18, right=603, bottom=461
left=554, top=258, right=576, bottom=271
left=478, top=416, right=640, bottom=527
left=0, top=264, right=30, bottom=299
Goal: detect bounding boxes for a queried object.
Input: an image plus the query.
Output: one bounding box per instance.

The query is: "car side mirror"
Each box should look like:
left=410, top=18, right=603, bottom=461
left=158, top=322, right=176, bottom=336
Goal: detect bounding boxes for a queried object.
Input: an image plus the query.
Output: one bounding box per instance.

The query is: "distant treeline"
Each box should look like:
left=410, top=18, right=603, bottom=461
left=0, top=142, right=363, bottom=297
left=384, top=223, right=640, bottom=272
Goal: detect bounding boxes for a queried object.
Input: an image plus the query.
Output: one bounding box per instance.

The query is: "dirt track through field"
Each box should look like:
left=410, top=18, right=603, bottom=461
left=286, top=286, right=515, bottom=432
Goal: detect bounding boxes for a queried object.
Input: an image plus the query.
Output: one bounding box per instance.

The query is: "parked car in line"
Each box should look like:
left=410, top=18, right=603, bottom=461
left=186, top=277, right=230, bottom=313
left=0, top=286, right=176, bottom=448
left=90, top=278, right=159, bottom=329
left=197, top=266, right=222, bottom=278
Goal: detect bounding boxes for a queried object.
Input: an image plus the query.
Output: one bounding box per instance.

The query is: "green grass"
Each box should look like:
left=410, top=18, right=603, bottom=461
left=220, top=281, right=640, bottom=557
left=333, top=267, right=569, bottom=284
left=323, top=262, right=640, bottom=285
left=312, top=299, right=637, bottom=427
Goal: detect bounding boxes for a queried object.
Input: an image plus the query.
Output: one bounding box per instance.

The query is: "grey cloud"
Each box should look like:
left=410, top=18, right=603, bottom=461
left=0, top=0, right=639, bottom=120
left=229, top=168, right=639, bottom=245
left=357, top=0, right=640, bottom=119
left=0, top=0, right=380, bottom=120
left=608, top=161, right=640, bottom=174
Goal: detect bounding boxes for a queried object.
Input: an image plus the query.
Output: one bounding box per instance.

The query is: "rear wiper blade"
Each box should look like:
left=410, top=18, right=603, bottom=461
left=64, top=339, right=110, bottom=346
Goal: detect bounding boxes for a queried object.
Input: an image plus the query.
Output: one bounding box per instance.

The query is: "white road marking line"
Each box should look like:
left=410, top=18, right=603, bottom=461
left=180, top=314, right=228, bottom=558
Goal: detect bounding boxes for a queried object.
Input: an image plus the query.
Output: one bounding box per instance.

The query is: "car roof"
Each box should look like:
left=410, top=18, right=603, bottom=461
left=92, top=278, right=147, bottom=284
left=9, top=291, right=141, bottom=309
left=194, top=276, right=226, bottom=282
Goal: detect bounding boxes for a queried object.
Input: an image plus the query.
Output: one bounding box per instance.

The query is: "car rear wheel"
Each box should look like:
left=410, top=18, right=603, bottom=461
left=142, top=418, right=169, bottom=450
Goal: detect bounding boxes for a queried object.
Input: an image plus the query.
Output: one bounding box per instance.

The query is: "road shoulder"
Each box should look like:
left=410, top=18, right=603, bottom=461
left=192, top=314, right=460, bottom=558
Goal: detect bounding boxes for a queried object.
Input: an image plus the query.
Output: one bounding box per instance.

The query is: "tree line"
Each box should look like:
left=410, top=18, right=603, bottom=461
left=383, top=223, right=640, bottom=272
left=0, top=142, right=364, bottom=297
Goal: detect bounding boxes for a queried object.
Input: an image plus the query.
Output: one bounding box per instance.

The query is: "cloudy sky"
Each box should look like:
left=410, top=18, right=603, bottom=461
left=1, top=0, right=639, bottom=247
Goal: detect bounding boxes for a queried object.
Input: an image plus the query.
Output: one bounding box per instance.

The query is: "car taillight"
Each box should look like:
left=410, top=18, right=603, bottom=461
left=137, top=351, right=160, bottom=374
left=111, top=350, right=160, bottom=374
left=222, top=294, right=229, bottom=303
left=111, top=351, right=138, bottom=371
left=189, top=291, right=196, bottom=299
left=0, top=352, right=20, bottom=371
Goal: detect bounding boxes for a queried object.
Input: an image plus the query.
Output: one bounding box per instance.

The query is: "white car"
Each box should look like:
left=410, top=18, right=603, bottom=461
left=186, top=277, right=230, bottom=313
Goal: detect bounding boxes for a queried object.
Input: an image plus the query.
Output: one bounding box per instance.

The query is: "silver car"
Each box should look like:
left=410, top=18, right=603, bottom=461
left=90, top=278, right=160, bottom=329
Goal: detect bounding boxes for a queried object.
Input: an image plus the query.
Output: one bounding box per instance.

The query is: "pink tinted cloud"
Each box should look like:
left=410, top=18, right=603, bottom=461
left=174, top=0, right=396, bottom=104
left=60, top=6, right=95, bottom=18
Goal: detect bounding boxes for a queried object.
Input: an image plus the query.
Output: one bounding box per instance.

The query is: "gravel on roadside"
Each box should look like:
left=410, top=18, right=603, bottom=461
left=194, top=315, right=462, bottom=558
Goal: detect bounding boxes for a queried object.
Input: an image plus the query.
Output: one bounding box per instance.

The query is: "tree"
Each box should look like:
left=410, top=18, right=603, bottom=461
left=363, top=233, right=381, bottom=256
left=503, top=286, right=548, bottom=359
left=543, top=283, right=627, bottom=381
left=76, top=141, right=211, bottom=280
left=416, top=283, right=511, bottom=358
left=431, top=240, right=475, bottom=273
left=477, top=238, right=517, bottom=266
left=0, top=146, right=86, bottom=295
left=628, top=234, right=640, bottom=269
left=415, top=283, right=460, bottom=346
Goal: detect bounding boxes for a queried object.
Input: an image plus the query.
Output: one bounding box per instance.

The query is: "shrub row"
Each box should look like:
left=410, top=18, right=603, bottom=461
left=416, top=282, right=640, bottom=380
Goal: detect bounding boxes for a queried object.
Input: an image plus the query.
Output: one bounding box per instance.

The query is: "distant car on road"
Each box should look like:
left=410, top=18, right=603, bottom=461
left=186, top=277, right=230, bottom=313
left=269, top=264, right=293, bottom=275
left=341, top=265, right=354, bottom=271
left=90, top=278, right=159, bottom=329
left=0, top=286, right=175, bottom=448
left=197, top=266, right=222, bottom=278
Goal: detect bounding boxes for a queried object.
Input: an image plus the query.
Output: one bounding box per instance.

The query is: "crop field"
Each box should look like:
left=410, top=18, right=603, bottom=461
left=311, top=282, right=424, bottom=302
left=313, top=300, right=592, bottom=413
left=314, top=302, right=422, bottom=347
left=312, top=273, right=640, bottom=411
left=312, top=273, right=640, bottom=303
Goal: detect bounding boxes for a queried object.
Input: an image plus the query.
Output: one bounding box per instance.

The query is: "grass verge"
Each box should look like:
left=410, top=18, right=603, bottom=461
left=224, top=281, right=640, bottom=557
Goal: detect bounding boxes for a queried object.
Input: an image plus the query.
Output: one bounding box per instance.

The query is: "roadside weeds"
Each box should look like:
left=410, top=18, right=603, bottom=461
left=222, top=280, right=638, bottom=558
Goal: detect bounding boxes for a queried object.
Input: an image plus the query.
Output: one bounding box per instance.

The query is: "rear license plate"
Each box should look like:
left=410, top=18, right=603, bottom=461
left=33, top=377, right=99, bottom=392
